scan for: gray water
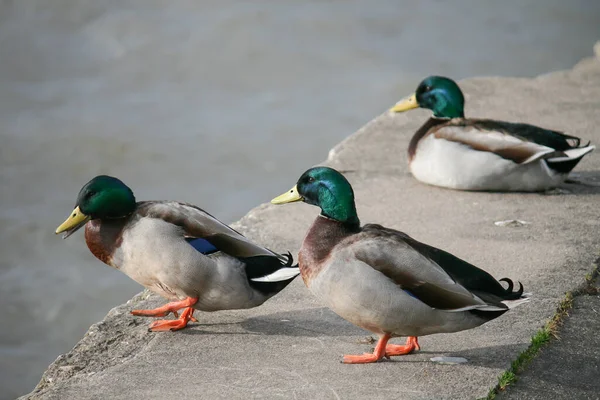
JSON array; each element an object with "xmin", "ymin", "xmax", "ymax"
[{"xmin": 1, "ymin": 1, "xmax": 599, "ymax": 398}]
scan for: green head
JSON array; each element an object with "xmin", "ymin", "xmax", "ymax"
[
  {"xmin": 271, "ymin": 166, "xmax": 359, "ymax": 226},
  {"xmin": 55, "ymin": 175, "xmax": 136, "ymax": 238},
  {"xmin": 390, "ymin": 76, "xmax": 465, "ymax": 118}
]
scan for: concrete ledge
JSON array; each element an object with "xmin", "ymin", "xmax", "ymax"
[
  {"xmin": 496, "ymin": 273, "xmax": 600, "ymax": 399},
  {"xmin": 22, "ymin": 44, "xmax": 600, "ymax": 400}
]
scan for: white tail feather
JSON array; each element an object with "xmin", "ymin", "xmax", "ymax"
[
  {"xmin": 547, "ymin": 145, "xmax": 595, "ymax": 162},
  {"xmin": 447, "ymin": 292, "xmax": 532, "ymax": 312},
  {"xmin": 502, "ymin": 293, "xmax": 531, "ymax": 309},
  {"xmin": 251, "ymin": 267, "xmax": 300, "ymax": 282},
  {"xmin": 522, "ymin": 148, "xmax": 558, "ymax": 164},
  {"xmin": 445, "ymin": 304, "xmax": 508, "ymax": 313}
]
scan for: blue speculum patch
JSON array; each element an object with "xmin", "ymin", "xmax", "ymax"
[{"xmin": 186, "ymin": 237, "xmax": 218, "ymax": 255}]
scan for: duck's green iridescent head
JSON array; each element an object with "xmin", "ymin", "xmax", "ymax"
[
  {"xmin": 390, "ymin": 76, "xmax": 465, "ymax": 119},
  {"xmin": 271, "ymin": 166, "xmax": 359, "ymax": 226},
  {"xmin": 55, "ymin": 175, "xmax": 136, "ymax": 238}
]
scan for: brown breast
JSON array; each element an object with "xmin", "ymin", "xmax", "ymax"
[
  {"xmin": 298, "ymin": 215, "xmax": 358, "ymax": 286},
  {"xmin": 84, "ymin": 219, "xmax": 126, "ymax": 267},
  {"xmin": 408, "ymin": 117, "xmax": 451, "ymax": 162}
]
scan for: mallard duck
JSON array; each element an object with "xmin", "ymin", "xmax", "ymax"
[
  {"xmin": 389, "ymin": 76, "xmax": 594, "ymax": 191},
  {"xmin": 55, "ymin": 175, "xmax": 299, "ymax": 331},
  {"xmin": 268, "ymin": 166, "xmax": 528, "ymax": 364}
]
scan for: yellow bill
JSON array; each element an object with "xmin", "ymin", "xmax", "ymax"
[
  {"xmin": 390, "ymin": 93, "xmax": 419, "ymax": 113},
  {"xmin": 55, "ymin": 206, "xmax": 90, "ymax": 234},
  {"xmin": 271, "ymin": 185, "xmax": 302, "ymax": 204}
]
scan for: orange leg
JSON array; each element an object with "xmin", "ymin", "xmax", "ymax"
[
  {"xmin": 385, "ymin": 336, "xmax": 420, "ymax": 357},
  {"xmin": 148, "ymin": 307, "xmax": 197, "ymax": 332},
  {"xmin": 131, "ymin": 297, "xmax": 198, "ymax": 318},
  {"xmin": 343, "ymin": 333, "xmax": 391, "ymax": 364}
]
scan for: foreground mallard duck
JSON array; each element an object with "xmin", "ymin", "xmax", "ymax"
[
  {"xmin": 268, "ymin": 166, "xmax": 528, "ymax": 364},
  {"xmin": 56, "ymin": 175, "xmax": 299, "ymax": 331},
  {"xmin": 390, "ymin": 76, "xmax": 594, "ymax": 191}
]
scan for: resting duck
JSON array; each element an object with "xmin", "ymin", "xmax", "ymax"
[
  {"xmin": 269, "ymin": 166, "xmax": 528, "ymax": 364},
  {"xmin": 56, "ymin": 175, "xmax": 299, "ymax": 331},
  {"xmin": 390, "ymin": 76, "xmax": 594, "ymax": 191}
]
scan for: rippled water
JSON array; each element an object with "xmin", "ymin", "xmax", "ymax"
[{"xmin": 1, "ymin": 0, "xmax": 599, "ymax": 397}]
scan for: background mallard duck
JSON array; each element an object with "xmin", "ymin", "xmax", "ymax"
[{"xmin": 390, "ymin": 76, "xmax": 595, "ymax": 191}]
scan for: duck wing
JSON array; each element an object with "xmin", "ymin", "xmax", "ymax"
[
  {"xmin": 429, "ymin": 119, "xmax": 563, "ymax": 164},
  {"xmin": 353, "ymin": 224, "xmax": 522, "ymax": 311},
  {"xmin": 136, "ymin": 201, "xmax": 296, "ymax": 281},
  {"xmin": 430, "ymin": 118, "xmax": 594, "ymax": 172},
  {"xmin": 398, "ymin": 231, "xmax": 523, "ymax": 301}
]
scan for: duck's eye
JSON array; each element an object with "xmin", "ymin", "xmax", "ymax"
[
  {"xmin": 84, "ymin": 191, "xmax": 95, "ymax": 200},
  {"xmin": 307, "ymin": 177, "xmax": 315, "ymax": 183},
  {"xmin": 423, "ymin": 85, "xmax": 432, "ymax": 92}
]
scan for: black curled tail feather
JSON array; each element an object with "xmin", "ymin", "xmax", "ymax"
[
  {"xmin": 280, "ymin": 251, "xmax": 297, "ymax": 268},
  {"xmin": 499, "ymin": 278, "xmax": 524, "ymax": 300},
  {"xmin": 499, "ymin": 277, "xmax": 514, "ymax": 292}
]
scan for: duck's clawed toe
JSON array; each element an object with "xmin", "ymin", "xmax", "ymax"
[
  {"xmin": 385, "ymin": 336, "xmax": 420, "ymax": 357},
  {"xmin": 132, "ymin": 298, "xmax": 200, "ymax": 332},
  {"xmin": 342, "ymin": 335, "xmax": 420, "ymax": 364},
  {"xmin": 342, "ymin": 353, "xmax": 382, "ymax": 364},
  {"xmin": 342, "ymin": 333, "xmax": 390, "ymax": 364},
  {"xmin": 147, "ymin": 307, "xmax": 196, "ymax": 332},
  {"xmin": 131, "ymin": 308, "xmax": 176, "ymax": 318},
  {"xmin": 148, "ymin": 318, "xmax": 188, "ymax": 332}
]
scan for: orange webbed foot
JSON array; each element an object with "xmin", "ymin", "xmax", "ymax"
[
  {"xmin": 342, "ymin": 333, "xmax": 391, "ymax": 364},
  {"xmin": 131, "ymin": 297, "xmax": 197, "ymax": 318},
  {"xmin": 385, "ymin": 336, "xmax": 420, "ymax": 357},
  {"xmin": 148, "ymin": 307, "xmax": 196, "ymax": 332}
]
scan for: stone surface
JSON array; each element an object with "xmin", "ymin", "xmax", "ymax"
[
  {"xmin": 500, "ymin": 278, "xmax": 600, "ymax": 400},
  {"xmin": 21, "ymin": 45, "xmax": 600, "ymax": 400}
]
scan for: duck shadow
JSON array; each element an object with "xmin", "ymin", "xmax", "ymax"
[
  {"xmin": 240, "ymin": 309, "xmax": 538, "ymax": 371},
  {"xmin": 240, "ymin": 309, "xmax": 539, "ymax": 372},
  {"xmin": 175, "ymin": 307, "xmax": 361, "ymax": 337},
  {"xmin": 556, "ymin": 170, "xmax": 600, "ymax": 195},
  {"xmin": 342, "ymin": 342, "xmax": 532, "ymax": 370},
  {"xmin": 240, "ymin": 307, "xmax": 365, "ymax": 337},
  {"xmin": 479, "ymin": 170, "xmax": 600, "ymax": 195},
  {"xmin": 176, "ymin": 321, "xmax": 247, "ymax": 336},
  {"xmin": 176, "ymin": 309, "xmax": 535, "ymax": 371}
]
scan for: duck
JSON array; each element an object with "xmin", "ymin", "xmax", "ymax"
[
  {"xmin": 389, "ymin": 76, "xmax": 594, "ymax": 192},
  {"xmin": 55, "ymin": 175, "xmax": 299, "ymax": 331},
  {"xmin": 268, "ymin": 166, "xmax": 529, "ymax": 364}
]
